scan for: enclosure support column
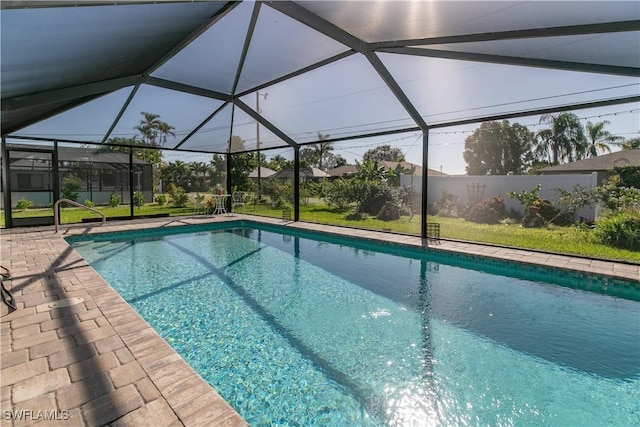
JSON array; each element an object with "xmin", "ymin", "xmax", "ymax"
[
  {"xmin": 294, "ymin": 147, "xmax": 300, "ymax": 221},
  {"xmin": 53, "ymin": 140, "xmax": 60, "ymax": 220},
  {"xmin": 421, "ymin": 131, "xmax": 429, "ymax": 240},
  {"xmin": 129, "ymin": 148, "xmax": 134, "ymax": 218},
  {"xmin": 1, "ymin": 138, "xmax": 11, "ymax": 228}
]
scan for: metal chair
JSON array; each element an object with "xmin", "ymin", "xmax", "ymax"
[{"xmin": 231, "ymin": 191, "xmax": 246, "ymax": 215}]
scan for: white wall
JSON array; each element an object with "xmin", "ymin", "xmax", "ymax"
[
  {"xmin": 402, "ymin": 172, "xmax": 599, "ymax": 219},
  {"xmin": 1, "ymin": 190, "xmax": 153, "ymax": 208}
]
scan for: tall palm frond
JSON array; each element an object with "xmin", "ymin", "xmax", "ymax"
[
  {"xmin": 535, "ymin": 113, "xmax": 586, "ymax": 164},
  {"xmin": 585, "ymin": 120, "xmax": 622, "ymax": 157}
]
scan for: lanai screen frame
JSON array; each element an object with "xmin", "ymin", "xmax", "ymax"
[{"xmin": 2, "ymin": 1, "xmax": 639, "ymax": 237}]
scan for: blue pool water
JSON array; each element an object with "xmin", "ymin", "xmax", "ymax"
[{"xmin": 69, "ymin": 223, "xmax": 640, "ymax": 426}]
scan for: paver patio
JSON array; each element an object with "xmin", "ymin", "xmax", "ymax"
[{"xmin": 1, "ymin": 215, "xmax": 638, "ymax": 426}]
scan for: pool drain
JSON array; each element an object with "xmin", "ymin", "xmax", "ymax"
[{"xmin": 48, "ymin": 297, "xmax": 85, "ymax": 308}]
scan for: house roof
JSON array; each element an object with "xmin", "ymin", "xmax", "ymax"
[
  {"xmin": 248, "ymin": 166, "xmax": 277, "ymax": 178},
  {"xmin": 326, "ymin": 165, "xmax": 358, "ymax": 177},
  {"xmin": 327, "ymin": 161, "xmax": 446, "ymax": 177},
  {"xmin": 271, "ymin": 167, "xmax": 330, "ymax": 179},
  {"xmin": 536, "ymin": 149, "xmax": 640, "ymax": 173},
  {"xmin": 7, "ymin": 143, "xmax": 149, "ymax": 165},
  {"xmin": 2, "ymin": 1, "xmax": 637, "ymax": 156}
]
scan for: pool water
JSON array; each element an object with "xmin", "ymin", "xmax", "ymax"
[{"xmin": 69, "ymin": 224, "xmax": 640, "ymax": 426}]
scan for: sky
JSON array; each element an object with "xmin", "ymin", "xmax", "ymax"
[{"xmin": 7, "ymin": 0, "xmax": 639, "ymax": 176}]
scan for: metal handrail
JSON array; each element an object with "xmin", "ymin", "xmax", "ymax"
[{"xmin": 54, "ymin": 198, "xmax": 106, "ymax": 233}]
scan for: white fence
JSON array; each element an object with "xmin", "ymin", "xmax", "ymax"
[{"xmin": 402, "ymin": 172, "xmax": 599, "ymax": 219}]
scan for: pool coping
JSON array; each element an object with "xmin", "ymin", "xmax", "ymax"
[{"xmin": 1, "ymin": 214, "xmax": 639, "ymax": 426}]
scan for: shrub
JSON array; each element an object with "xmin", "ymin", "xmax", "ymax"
[
  {"xmin": 464, "ymin": 196, "xmax": 505, "ymax": 224},
  {"xmin": 61, "ymin": 174, "xmax": 83, "ymax": 202},
  {"xmin": 552, "ymin": 184, "xmax": 600, "ymax": 224},
  {"xmin": 16, "ymin": 198, "xmax": 32, "ymax": 210},
  {"xmin": 154, "ymin": 193, "xmax": 167, "ymax": 206},
  {"xmin": 262, "ymin": 180, "xmax": 293, "ymax": 209},
  {"xmin": 433, "ymin": 190, "xmax": 462, "ymax": 217},
  {"xmin": 533, "ymin": 198, "xmax": 559, "ymax": 223},
  {"xmin": 324, "ymin": 179, "xmax": 352, "ymax": 210},
  {"xmin": 133, "ymin": 191, "xmax": 145, "ymax": 208},
  {"xmin": 170, "ymin": 186, "xmax": 189, "ymax": 208},
  {"xmin": 84, "ymin": 199, "xmax": 95, "ymax": 208},
  {"xmin": 362, "ymin": 183, "xmax": 394, "ymax": 216},
  {"xmin": 377, "ymin": 201, "xmax": 401, "ymax": 221},
  {"xmin": 594, "ymin": 211, "xmax": 640, "ymax": 250},
  {"xmin": 109, "ymin": 193, "xmax": 121, "ymax": 207},
  {"xmin": 352, "ymin": 181, "xmax": 413, "ymax": 218},
  {"xmin": 165, "ymin": 182, "xmax": 177, "ymax": 196},
  {"xmin": 507, "ymin": 184, "xmax": 542, "ymax": 214},
  {"xmin": 600, "ymin": 185, "xmax": 640, "ymax": 212},
  {"xmin": 521, "ymin": 198, "xmax": 559, "ymax": 228}
]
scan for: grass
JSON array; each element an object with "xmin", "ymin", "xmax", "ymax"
[
  {"xmin": 4, "ymin": 204, "xmax": 195, "ymax": 225},
  {"xmin": 249, "ymin": 203, "xmax": 639, "ymax": 264},
  {"xmin": 4, "ymin": 201, "xmax": 639, "ymax": 264}
]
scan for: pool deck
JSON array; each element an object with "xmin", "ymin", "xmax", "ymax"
[{"xmin": 1, "ymin": 215, "xmax": 638, "ymax": 426}]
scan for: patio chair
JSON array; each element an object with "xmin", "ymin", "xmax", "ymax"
[{"xmin": 231, "ymin": 191, "xmax": 246, "ymax": 215}]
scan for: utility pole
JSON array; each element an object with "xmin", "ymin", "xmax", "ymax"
[{"xmin": 256, "ymin": 91, "xmax": 268, "ymax": 200}]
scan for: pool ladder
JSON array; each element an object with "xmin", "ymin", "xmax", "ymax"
[{"xmin": 54, "ymin": 198, "xmax": 106, "ymax": 233}]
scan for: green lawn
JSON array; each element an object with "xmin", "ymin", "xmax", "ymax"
[
  {"xmin": 4, "ymin": 201, "xmax": 639, "ymax": 264},
  {"xmin": 250, "ymin": 203, "xmax": 639, "ymax": 264},
  {"xmin": 4, "ymin": 204, "xmax": 195, "ymax": 224}
]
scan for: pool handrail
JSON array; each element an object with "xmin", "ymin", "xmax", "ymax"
[{"xmin": 54, "ymin": 198, "xmax": 106, "ymax": 233}]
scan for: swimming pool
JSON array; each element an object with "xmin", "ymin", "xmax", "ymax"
[{"xmin": 69, "ymin": 222, "xmax": 640, "ymax": 426}]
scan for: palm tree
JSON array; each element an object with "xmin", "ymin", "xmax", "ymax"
[
  {"xmin": 157, "ymin": 121, "xmax": 176, "ymax": 148},
  {"xmin": 135, "ymin": 112, "xmax": 161, "ymax": 145},
  {"xmin": 190, "ymin": 161, "xmax": 208, "ymax": 190},
  {"xmin": 614, "ymin": 136, "xmax": 640, "ymax": 150},
  {"xmin": 312, "ymin": 142, "xmax": 335, "ymax": 171},
  {"xmin": 585, "ymin": 120, "xmax": 622, "ymax": 157},
  {"xmin": 135, "ymin": 112, "xmax": 175, "ymax": 147},
  {"xmin": 266, "ymin": 154, "xmax": 288, "ymax": 171},
  {"xmin": 208, "ymin": 155, "xmax": 226, "ymax": 186},
  {"xmin": 535, "ymin": 113, "xmax": 587, "ymax": 165}
]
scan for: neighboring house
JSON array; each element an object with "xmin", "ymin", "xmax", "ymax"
[
  {"xmin": 5, "ymin": 144, "xmax": 152, "ymax": 208},
  {"xmin": 270, "ymin": 167, "xmax": 330, "ymax": 181},
  {"xmin": 536, "ymin": 149, "xmax": 640, "ymax": 185},
  {"xmin": 328, "ymin": 161, "xmax": 446, "ymax": 181},
  {"xmin": 248, "ymin": 166, "xmax": 277, "ymax": 180}
]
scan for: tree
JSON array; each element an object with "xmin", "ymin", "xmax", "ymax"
[
  {"xmin": 585, "ymin": 120, "xmax": 622, "ymax": 157},
  {"xmin": 363, "ymin": 145, "xmax": 405, "ymax": 163},
  {"xmin": 328, "ymin": 155, "xmax": 347, "ymax": 169},
  {"xmin": 100, "ymin": 112, "xmax": 175, "ymax": 196},
  {"xmin": 229, "ymin": 135, "xmax": 246, "ymax": 153},
  {"xmin": 355, "ymin": 159, "xmax": 386, "ymax": 182},
  {"xmin": 160, "ymin": 160, "xmax": 190, "ymax": 188},
  {"xmin": 228, "ymin": 136, "xmax": 257, "ymax": 191},
  {"xmin": 463, "ymin": 120, "xmax": 535, "ymax": 175},
  {"xmin": 60, "ymin": 175, "xmax": 83, "ymax": 202},
  {"xmin": 615, "ymin": 136, "xmax": 640, "ymax": 150},
  {"xmin": 208, "ymin": 154, "xmax": 226, "ymax": 187},
  {"xmin": 135, "ymin": 112, "xmax": 175, "ymax": 147},
  {"xmin": 266, "ymin": 154, "xmax": 289, "ymax": 171},
  {"xmin": 299, "ymin": 133, "xmax": 338, "ymax": 171},
  {"xmin": 190, "ymin": 161, "xmax": 208, "ymax": 191},
  {"xmin": 386, "ymin": 163, "xmax": 408, "ymax": 187},
  {"xmin": 535, "ymin": 113, "xmax": 587, "ymax": 165}
]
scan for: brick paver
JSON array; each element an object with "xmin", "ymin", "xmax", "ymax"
[
  {"xmin": 1, "ymin": 218, "xmax": 247, "ymax": 426},
  {"xmin": 1, "ymin": 215, "xmax": 637, "ymax": 427}
]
